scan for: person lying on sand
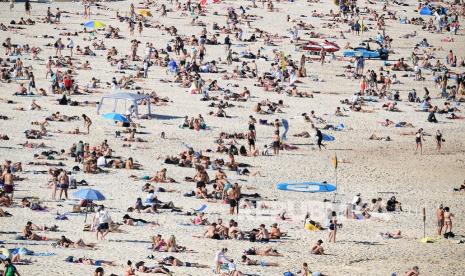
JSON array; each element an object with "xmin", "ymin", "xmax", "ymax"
[
  {"xmin": 453, "ymin": 180, "xmax": 465, "ymax": 192},
  {"xmin": 158, "ymin": 256, "xmax": 208, "ymax": 268},
  {"xmin": 241, "ymin": 255, "xmax": 279, "ymax": 266},
  {"xmin": 0, "ymin": 207, "xmax": 12, "ymax": 217},
  {"xmin": 67, "ymin": 256, "xmax": 115, "ymax": 267},
  {"xmin": 380, "ymin": 230, "xmax": 402, "ymax": 239},
  {"xmin": 122, "ymin": 214, "xmax": 159, "ymax": 226},
  {"xmin": 243, "ymin": 247, "xmax": 283, "ymax": 256},
  {"xmin": 134, "ymin": 260, "xmax": 172, "ymax": 274},
  {"xmin": 56, "ymin": 235, "xmax": 95, "ymax": 249}
]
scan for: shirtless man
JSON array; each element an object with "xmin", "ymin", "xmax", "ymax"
[
  {"xmin": 311, "ymin": 240, "xmax": 325, "ymax": 255},
  {"xmin": 204, "ymin": 223, "xmax": 221, "ymax": 239},
  {"xmin": 436, "ymin": 204, "xmax": 444, "ymax": 235},
  {"xmin": 57, "ymin": 170, "xmax": 69, "ymax": 200},
  {"xmin": 270, "ymin": 223, "xmax": 282, "ymax": 239},
  {"xmin": 2, "ymin": 169, "xmax": 14, "ymax": 199}
]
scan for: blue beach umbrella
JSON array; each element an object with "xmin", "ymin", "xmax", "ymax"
[
  {"xmin": 102, "ymin": 112, "xmax": 129, "ymax": 123},
  {"xmin": 73, "ymin": 188, "xmax": 106, "ymax": 201},
  {"xmin": 73, "ymin": 188, "xmax": 106, "ymax": 221}
]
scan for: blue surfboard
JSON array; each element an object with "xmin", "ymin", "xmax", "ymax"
[
  {"xmin": 276, "ymin": 182, "xmax": 336, "ymax": 193},
  {"xmin": 322, "ymin": 133, "xmax": 335, "ymax": 142}
]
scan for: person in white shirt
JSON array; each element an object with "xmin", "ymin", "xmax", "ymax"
[
  {"xmin": 125, "ymin": 105, "xmax": 135, "ymax": 120},
  {"xmin": 111, "ymin": 77, "xmax": 118, "ymax": 91},
  {"xmin": 67, "ymin": 38, "xmax": 74, "ymax": 57},
  {"xmin": 93, "ymin": 205, "xmax": 112, "ymax": 240},
  {"xmin": 96, "ymin": 155, "xmax": 107, "ymax": 167}
]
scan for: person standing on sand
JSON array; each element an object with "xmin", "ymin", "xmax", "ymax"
[
  {"xmin": 214, "ymin": 248, "xmax": 232, "ymax": 274},
  {"xmin": 328, "ymin": 211, "xmax": 337, "ymax": 243},
  {"xmin": 414, "ymin": 128, "xmax": 425, "ymax": 155},
  {"xmin": 9, "ymin": 0, "xmax": 14, "ymax": 12},
  {"xmin": 24, "ymin": 0, "xmax": 31, "ymax": 16},
  {"xmin": 2, "ymin": 258, "xmax": 21, "ymax": 276},
  {"xmin": 436, "ymin": 204, "xmax": 444, "ymax": 235},
  {"xmin": 93, "ymin": 205, "xmax": 112, "ymax": 240},
  {"xmin": 443, "ymin": 207, "xmax": 454, "ymax": 236},
  {"xmin": 435, "ymin": 130, "xmax": 443, "ymax": 152},
  {"xmin": 315, "ymin": 128, "xmax": 325, "ymax": 150},
  {"xmin": 272, "ymin": 130, "xmax": 280, "ymax": 155},
  {"xmin": 2, "ymin": 169, "xmax": 14, "ymax": 199},
  {"xmin": 82, "ymin": 114, "xmax": 92, "ymax": 134},
  {"xmin": 320, "ymin": 49, "xmax": 326, "ymax": 65}
]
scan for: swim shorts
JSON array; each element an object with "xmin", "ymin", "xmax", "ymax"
[{"xmin": 97, "ymin": 223, "xmax": 109, "ymax": 231}]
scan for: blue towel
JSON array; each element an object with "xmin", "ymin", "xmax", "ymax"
[{"xmin": 32, "ymin": 252, "xmax": 56, "ymax": 257}]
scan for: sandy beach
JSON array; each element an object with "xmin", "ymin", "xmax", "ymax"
[{"xmin": 0, "ymin": 0, "xmax": 464, "ymax": 275}]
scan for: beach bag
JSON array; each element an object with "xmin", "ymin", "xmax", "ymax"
[{"xmin": 283, "ymin": 272, "xmax": 295, "ymax": 276}]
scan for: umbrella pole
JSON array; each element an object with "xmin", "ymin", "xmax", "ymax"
[
  {"xmin": 85, "ymin": 205, "xmax": 88, "ymax": 223},
  {"xmin": 332, "ymin": 168, "xmax": 337, "ymax": 203}
]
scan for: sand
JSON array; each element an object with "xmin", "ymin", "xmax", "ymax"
[{"xmin": 0, "ymin": 0, "xmax": 464, "ymax": 275}]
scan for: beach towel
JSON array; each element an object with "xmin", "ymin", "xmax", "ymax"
[
  {"xmin": 193, "ymin": 204, "xmax": 207, "ymax": 212},
  {"xmin": 420, "ymin": 237, "xmax": 435, "ymax": 243}
]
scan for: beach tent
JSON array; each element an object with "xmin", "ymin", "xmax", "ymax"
[
  {"xmin": 97, "ymin": 92, "xmax": 152, "ymax": 118},
  {"xmin": 419, "ymin": 6, "xmax": 433, "ymax": 16}
]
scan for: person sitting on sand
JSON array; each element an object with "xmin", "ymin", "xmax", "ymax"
[
  {"xmin": 311, "ymin": 240, "xmax": 325, "ymax": 255},
  {"xmin": 204, "ymin": 223, "xmax": 222, "ymax": 239},
  {"xmin": 22, "ymin": 221, "xmax": 47, "ymax": 241},
  {"xmin": 132, "ymin": 197, "xmax": 157, "ymax": 213},
  {"xmin": 191, "ymin": 212, "xmax": 208, "ymax": 225},
  {"xmin": 150, "ymin": 168, "xmax": 176, "ymax": 183},
  {"xmin": 241, "ymin": 255, "xmax": 279, "ymax": 266},
  {"xmin": 270, "ymin": 223, "xmax": 284, "ymax": 239},
  {"xmin": 256, "ymin": 224, "xmax": 270, "ymax": 242}
]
